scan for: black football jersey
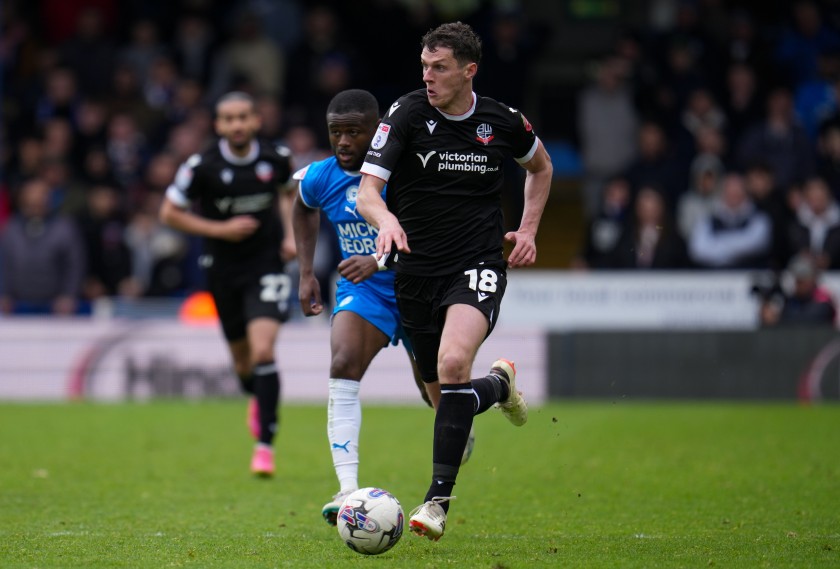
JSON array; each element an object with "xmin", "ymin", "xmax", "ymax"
[
  {"xmin": 166, "ymin": 138, "xmax": 292, "ymax": 272},
  {"xmin": 360, "ymin": 88, "xmax": 538, "ymax": 276}
]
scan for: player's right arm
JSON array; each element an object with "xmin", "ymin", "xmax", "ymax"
[
  {"xmin": 357, "ymin": 173, "xmax": 410, "ymax": 260},
  {"xmin": 291, "ymin": 191, "xmax": 324, "ymax": 316},
  {"xmin": 159, "ymin": 154, "xmax": 259, "ymax": 242},
  {"xmin": 159, "ymin": 198, "xmax": 258, "ymax": 241}
]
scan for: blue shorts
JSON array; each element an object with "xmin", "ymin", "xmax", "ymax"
[{"xmin": 333, "ymin": 280, "xmax": 411, "ymax": 349}]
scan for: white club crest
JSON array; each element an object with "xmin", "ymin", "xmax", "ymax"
[
  {"xmin": 476, "ymin": 123, "xmax": 494, "ymax": 145},
  {"xmin": 345, "ymin": 185, "xmax": 359, "ymax": 204},
  {"xmin": 255, "ymin": 161, "xmax": 273, "ymax": 182}
]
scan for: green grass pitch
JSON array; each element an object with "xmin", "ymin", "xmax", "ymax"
[{"xmin": 0, "ymin": 401, "xmax": 837, "ymax": 568}]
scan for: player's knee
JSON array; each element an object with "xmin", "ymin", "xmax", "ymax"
[
  {"xmin": 330, "ymin": 351, "xmax": 365, "ymax": 380},
  {"xmin": 233, "ymin": 360, "xmax": 252, "ymax": 379},
  {"xmin": 437, "ymin": 351, "xmax": 470, "ymax": 383},
  {"xmin": 250, "ymin": 345, "xmax": 275, "ymax": 366}
]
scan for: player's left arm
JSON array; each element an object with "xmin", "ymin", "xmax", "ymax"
[
  {"xmin": 278, "ymin": 182, "xmax": 296, "ymax": 261},
  {"xmin": 505, "ymin": 138, "xmax": 553, "ymax": 268}
]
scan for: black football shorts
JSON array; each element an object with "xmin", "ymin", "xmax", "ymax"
[
  {"xmin": 394, "ymin": 260, "xmax": 507, "ymax": 382},
  {"xmin": 207, "ymin": 260, "xmax": 292, "ymax": 342}
]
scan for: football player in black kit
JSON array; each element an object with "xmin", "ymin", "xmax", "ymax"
[
  {"xmin": 357, "ymin": 22, "xmax": 553, "ymax": 540},
  {"xmin": 160, "ymin": 91, "xmax": 294, "ymax": 477}
]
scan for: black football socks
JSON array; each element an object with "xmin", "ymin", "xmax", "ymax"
[
  {"xmin": 253, "ymin": 361, "xmax": 280, "ymax": 445},
  {"xmin": 237, "ymin": 372, "xmax": 255, "ymax": 395},
  {"xmin": 471, "ymin": 370, "xmax": 509, "ymax": 414},
  {"xmin": 426, "ymin": 382, "xmax": 473, "ymax": 512}
]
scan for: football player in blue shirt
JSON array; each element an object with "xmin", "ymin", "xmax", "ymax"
[{"xmin": 292, "ymin": 89, "xmax": 473, "ymax": 526}]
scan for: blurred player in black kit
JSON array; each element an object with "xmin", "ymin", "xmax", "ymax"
[
  {"xmin": 357, "ymin": 22, "xmax": 553, "ymax": 540},
  {"xmin": 160, "ymin": 91, "xmax": 294, "ymax": 477}
]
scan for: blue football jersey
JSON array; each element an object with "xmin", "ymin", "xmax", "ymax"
[{"xmin": 296, "ymin": 157, "xmax": 395, "ymax": 292}]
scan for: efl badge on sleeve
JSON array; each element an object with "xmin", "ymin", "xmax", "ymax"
[{"xmin": 372, "ymin": 124, "xmax": 391, "ymax": 150}]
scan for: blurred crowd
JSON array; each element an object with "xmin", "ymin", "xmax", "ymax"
[
  {"xmin": 0, "ymin": 0, "xmax": 546, "ymax": 315},
  {"xmin": 574, "ymin": 0, "xmax": 840, "ymax": 287},
  {"xmin": 5, "ymin": 0, "xmax": 840, "ymax": 320}
]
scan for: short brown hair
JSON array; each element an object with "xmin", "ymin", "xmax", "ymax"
[{"xmin": 421, "ymin": 22, "xmax": 482, "ymax": 66}]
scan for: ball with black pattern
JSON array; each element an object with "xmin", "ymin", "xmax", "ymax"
[{"xmin": 336, "ymin": 487, "xmax": 404, "ymax": 555}]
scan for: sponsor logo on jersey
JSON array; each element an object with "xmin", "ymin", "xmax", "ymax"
[
  {"xmin": 426, "ymin": 119, "xmax": 437, "ymax": 134},
  {"xmin": 478, "ymin": 292, "xmax": 489, "ymax": 302},
  {"xmin": 215, "ymin": 193, "xmax": 273, "ymax": 214},
  {"xmin": 372, "ymin": 124, "xmax": 391, "ymax": 150},
  {"xmin": 337, "ymin": 222, "xmax": 378, "ymax": 254},
  {"xmin": 216, "ymin": 197, "xmax": 232, "ymax": 213},
  {"xmin": 416, "ymin": 150, "xmax": 437, "ymax": 168},
  {"xmin": 221, "ymin": 168, "xmax": 234, "ymax": 184},
  {"xmin": 476, "ymin": 123, "xmax": 494, "ymax": 145},
  {"xmin": 420, "ymin": 150, "xmax": 498, "ymax": 174},
  {"xmin": 388, "ymin": 101, "xmax": 401, "ymax": 116},
  {"xmin": 255, "ymin": 161, "xmax": 274, "ymax": 182}
]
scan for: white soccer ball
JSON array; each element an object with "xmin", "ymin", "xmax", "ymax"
[{"xmin": 336, "ymin": 487, "xmax": 404, "ymax": 555}]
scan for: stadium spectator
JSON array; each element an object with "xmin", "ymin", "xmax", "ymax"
[
  {"xmin": 759, "ymin": 252, "xmax": 837, "ymax": 327},
  {"xmin": 672, "ymin": 87, "xmax": 726, "ymax": 168},
  {"xmin": 126, "ymin": 190, "xmax": 189, "ymax": 297},
  {"xmin": 143, "ymin": 55, "xmax": 180, "ymax": 112},
  {"xmin": 655, "ymin": 35, "xmax": 709, "ymax": 129},
  {"xmin": 77, "ymin": 184, "xmax": 139, "ymax": 300},
  {"xmin": 474, "ymin": 8, "xmax": 546, "ymax": 112},
  {"xmin": 744, "ymin": 160, "xmax": 793, "ymax": 270},
  {"xmin": 172, "ymin": 14, "xmax": 219, "ymax": 85},
  {"xmin": 609, "ymin": 184, "xmax": 688, "ymax": 269},
  {"xmin": 40, "ymin": 155, "xmax": 86, "ymax": 216},
  {"xmin": 688, "ymin": 173, "xmax": 772, "ymax": 269},
  {"xmin": 33, "ymin": 66, "xmax": 80, "ymax": 125},
  {"xmin": 256, "ymin": 95, "xmax": 286, "ymax": 143},
  {"xmin": 774, "ymin": 0, "xmax": 840, "ymax": 88},
  {"xmin": 7, "ymin": 134, "xmax": 44, "ymax": 189},
  {"xmin": 208, "ymin": 9, "xmax": 285, "ymax": 101},
  {"xmin": 677, "ymin": 152, "xmax": 724, "ymax": 240},
  {"xmin": 59, "ymin": 6, "xmax": 116, "ymax": 98},
  {"xmin": 736, "ymin": 86, "xmax": 816, "ymax": 194},
  {"xmin": 41, "ymin": 116, "xmax": 75, "ymax": 162},
  {"xmin": 721, "ymin": 9, "xmax": 777, "ymax": 84},
  {"xmin": 0, "ymin": 177, "xmax": 85, "ymax": 315},
  {"xmin": 816, "ymin": 119, "xmax": 840, "ymax": 199},
  {"xmin": 118, "ymin": 18, "xmax": 166, "ymax": 85},
  {"xmin": 105, "ymin": 112, "xmax": 150, "ymax": 191},
  {"xmin": 72, "ymin": 98, "xmax": 109, "ymax": 172},
  {"xmin": 79, "ymin": 144, "xmax": 118, "ymax": 189},
  {"xmin": 577, "ymin": 55, "xmax": 639, "ymax": 218},
  {"xmin": 622, "ymin": 120, "xmax": 684, "ymax": 209},
  {"xmin": 786, "ymin": 176, "xmax": 840, "ymax": 270},
  {"xmin": 572, "ymin": 176, "xmax": 631, "ymax": 270},
  {"xmin": 721, "ymin": 62, "xmax": 764, "ymax": 159},
  {"xmin": 106, "ymin": 63, "xmax": 161, "ymax": 137},
  {"xmin": 284, "ymin": 5, "xmax": 357, "ymax": 127}
]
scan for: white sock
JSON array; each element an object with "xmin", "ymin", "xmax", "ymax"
[{"xmin": 328, "ymin": 378, "xmax": 361, "ymax": 493}]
